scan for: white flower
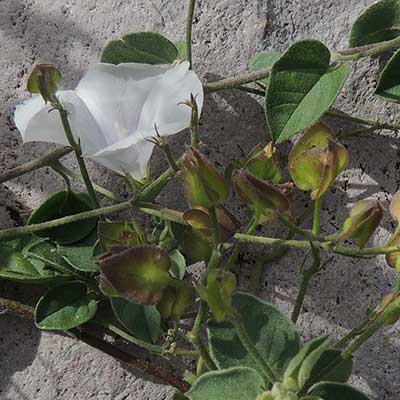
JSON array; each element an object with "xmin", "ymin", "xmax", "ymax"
[{"xmin": 14, "ymin": 61, "xmax": 204, "ymax": 179}]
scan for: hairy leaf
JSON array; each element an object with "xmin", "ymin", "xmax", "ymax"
[
  {"xmin": 111, "ymin": 297, "xmax": 161, "ymax": 344},
  {"xmin": 350, "ymin": 0, "xmax": 400, "ymax": 47},
  {"xmin": 265, "ymin": 40, "xmax": 349, "ymax": 143},
  {"xmin": 208, "ymin": 292, "xmax": 300, "ymax": 376},
  {"xmin": 187, "ymin": 367, "xmax": 264, "ymax": 400},
  {"xmin": 101, "ymin": 32, "xmax": 178, "ymax": 64},
  {"xmin": 308, "ymin": 382, "xmax": 371, "ymax": 399},
  {"xmin": 28, "ymin": 191, "xmax": 96, "ymax": 245},
  {"xmin": 35, "ymin": 281, "xmax": 97, "ymax": 330},
  {"xmin": 376, "ymin": 48, "xmax": 400, "ymax": 102}
]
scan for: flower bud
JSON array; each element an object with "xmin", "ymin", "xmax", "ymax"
[
  {"xmin": 233, "ymin": 169, "xmax": 290, "ymax": 221},
  {"xmin": 196, "ymin": 270, "xmax": 236, "ymax": 322},
  {"xmin": 385, "ymin": 191, "xmax": 400, "ymax": 269},
  {"xmin": 183, "ymin": 206, "xmax": 240, "ymax": 242},
  {"xmin": 338, "ymin": 199, "xmax": 384, "ymax": 248},
  {"xmin": 157, "ymin": 285, "xmax": 195, "ymax": 320},
  {"xmin": 180, "ymin": 148, "xmax": 229, "ymax": 209},
  {"xmin": 289, "ymin": 122, "xmax": 348, "ymax": 200},
  {"xmin": 27, "ymin": 64, "xmax": 62, "ymax": 104},
  {"xmin": 244, "ymin": 142, "xmax": 281, "ymax": 184}
]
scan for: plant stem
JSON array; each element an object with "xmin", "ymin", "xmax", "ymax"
[
  {"xmin": 276, "ymin": 212, "xmax": 324, "ymax": 242},
  {"xmin": 341, "ymin": 294, "xmax": 400, "ymax": 359},
  {"xmin": 0, "ymin": 200, "xmax": 133, "ymax": 241},
  {"xmin": 236, "ymin": 85, "xmax": 266, "ymax": 97},
  {"xmin": 292, "ymin": 197, "xmax": 322, "ymax": 323},
  {"xmin": 332, "ymin": 36, "xmax": 400, "ymax": 61},
  {"xmin": 187, "ymin": 300, "xmax": 217, "ymax": 372},
  {"xmin": 291, "ymin": 245, "xmax": 321, "ymax": 323},
  {"xmin": 326, "ymin": 110, "xmax": 400, "ymax": 131},
  {"xmin": 54, "ymin": 162, "xmax": 187, "ymax": 225},
  {"xmin": 186, "ymin": 0, "xmax": 196, "ymax": 69},
  {"xmin": 230, "ymin": 317, "xmax": 279, "ymax": 385},
  {"xmin": 0, "ymin": 146, "xmax": 72, "ymax": 184},
  {"xmin": 54, "ymin": 162, "xmax": 125, "ymax": 202},
  {"xmin": 204, "ymin": 67, "xmax": 271, "ymax": 92},
  {"xmin": 0, "ymin": 298, "xmax": 190, "ymax": 393},
  {"xmin": 189, "ymin": 94, "xmax": 200, "ymax": 147},
  {"xmin": 225, "ymin": 216, "xmax": 259, "ymax": 270},
  {"xmin": 332, "ymin": 319, "xmax": 369, "ymax": 350},
  {"xmin": 234, "ymin": 234, "xmax": 400, "ymax": 257},
  {"xmin": 57, "ymin": 106, "xmax": 100, "ymax": 208}
]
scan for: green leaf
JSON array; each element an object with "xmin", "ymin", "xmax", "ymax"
[
  {"xmin": 310, "ymin": 349, "xmax": 353, "ymax": 384},
  {"xmin": 35, "ymin": 281, "xmax": 97, "ymax": 330},
  {"xmin": 298, "ymin": 337, "xmax": 330, "ymax": 389},
  {"xmin": 284, "ymin": 336, "xmax": 328, "ymax": 387},
  {"xmin": 101, "ymin": 32, "xmax": 178, "ymax": 64},
  {"xmin": 376, "ymin": 48, "xmax": 400, "ymax": 102},
  {"xmin": 187, "ymin": 367, "xmax": 264, "ymax": 400},
  {"xmin": 98, "ymin": 221, "xmax": 141, "ymax": 251},
  {"xmin": 0, "ymin": 241, "xmax": 66, "ymax": 284},
  {"xmin": 249, "ymin": 50, "xmax": 281, "ymax": 84},
  {"xmin": 308, "ymin": 382, "xmax": 371, "ymax": 400},
  {"xmin": 208, "ymin": 292, "xmax": 300, "ymax": 376},
  {"xmin": 58, "ymin": 230, "xmax": 98, "ymax": 272},
  {"xmin": 28, "ymin": 191, "xmax": 97, "ymax": 245},
  {"xmin": 111, "ymin": 297, "xmax": 161, "ymax": 344},
  {"xmin": 349, "ymin": 0, "xmax": 400, "ymax": 47},
  {"xmin": 169, "ymin": 249, "xmax": 186, "ymax": 280},
  {"xmin": 265, "ymin": 40, "xmax": 349, "ymax": 143},
  {"xmin": 99, "ymin": 245, "xmax": 172, "ymax": 305}
]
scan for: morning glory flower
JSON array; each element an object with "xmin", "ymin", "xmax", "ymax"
[{"xmin": 14, "ymin": 61, "xmax": 204, "ymax": 178}]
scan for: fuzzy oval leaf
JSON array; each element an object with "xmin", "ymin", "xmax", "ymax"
[
  {"xmin": 0, "ymin": 240, "xmax": 66, "ymax": 284},
  {"xmin": 265, "ymin": 40, "xmax": 349, "ymax": 143},
  {"xmin": 58, "ymin": 230, "xmax": 98, "ymax": 272},
  {"xmin": 350, "ymin": 0, "xmax": 400, "ymax": 47},
  {"xmin": 208, "ymin": 292, "xmax": 300, "ymax": 376},
  {"xmin": 308, "ymin": 382, "xmax": 371, "ymax": 400},
  {"xmin": 101, "ymin": 32, "xmax": 178, "ymax": 64},
  {"xmin": 99, "ymin": 245, "xmax": 171, "ymax": 305},
  {"xmin": 28, "ymin": 191, "xmax": 97, "ymax": 245},
  {"xmin": 376, "ymin": 48, "xmax": 400, "ymax": 102},
  {"xmin": 310, "ymin": 349, "xmax": 353, "ymax": 384},
  {"xmin": 35, "ymin": 281, "xmax": 97, "ymax": 330},
  {"xmin": 249, "ymin": 50, "xmax": 281, "ymax": 84},
  {"xmin": 187, "ymin": 367, "xmax": 264, "ymax": 400},
  {"xmin": 111, "ymin": 297, "xmax": 161, "ymax": 344}
]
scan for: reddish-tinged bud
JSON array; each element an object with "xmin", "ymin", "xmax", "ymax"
[
  {"xmin": 289, "ymin": 122, "xmax": 349, "ymax": 200},
  {"xmin": 180, "ymin": 148, "xmax": 229, "ymax": 209},
  {"xmin": 338, "ymin": 199, "xmax": 384, "ymax": 248}
]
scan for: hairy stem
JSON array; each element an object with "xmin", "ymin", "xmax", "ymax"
[
  {"xmin": 186, "ymin": 0, "xmax": 196, "ymax": 68},
  {"xmin": 204, "ymin": 67, "xmax": 271, "ymax": 92},
  {"xmin": 0, "ymin": 147, "xmax": 72, "ymax": 184},
  {"xmin": 234, "ymin": 234, "xmax": 400, "ymax": 257},
  {"xmin": 231, "ymin": 317, "xmax": 279, "ymax": 385},
  {"xmin": 326, "ymin": 110, "xmax": 400, "ymax": 131},
  {"xmin": 57, "ymin": 106, "xmax": 100, "ymax": 208},
  {"xmin": 187, "ymin": 300, "xmax": 217, "ymax": 373},
  {"xmin": 333, "ymin": 36, "xmax": 400, "ymax": 61}
]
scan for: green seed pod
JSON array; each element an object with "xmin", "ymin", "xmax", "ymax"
[
  {"xmin": 244, "ymin": 142, "xmax": 282, "ymax": 184},
  {"xmin": 338, "ymin": 199, "xmax": 384, "ymax": 248},
  {"xmin": 289, "ymin": 122, "xmax": 349, "ymax": 200},
  {"xmin": 233, "ymin": 169, "xmax": 290, "ymax": 221},
  {"xmin": 180, "ymin": 148, "xmax": 229, "ymax": 209},
  {"xmin": 27, "ymin": 64, "xmax": 62, "ymax": 104},
  {"xmin": 196, "ymin": 270, "xmax": 236, "ymax": 322}
]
